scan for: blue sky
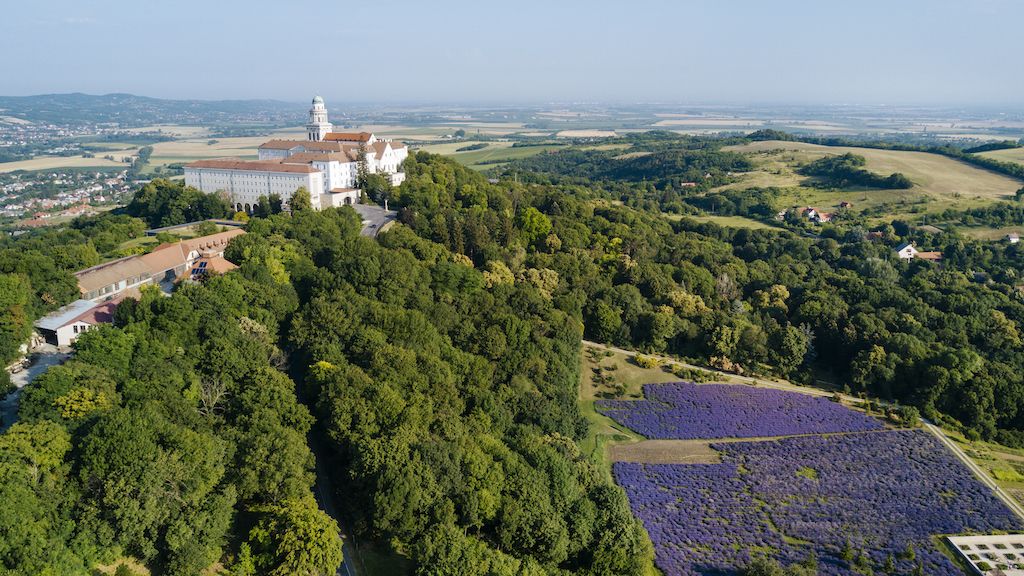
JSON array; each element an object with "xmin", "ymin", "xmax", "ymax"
[{"xmin": 1, "ymin": 0, "xmax": 1021, "ymax": 105}]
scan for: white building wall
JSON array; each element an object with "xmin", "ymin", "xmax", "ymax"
[
  {"xmin": 258, "ymin": 148, "xmax": 291, "ymax": 161},
  {"xmin": 55, "ymin": 321, "xmax": 92, "ymax": 347},
  {"xmin": 313, "ymin": 160, "xmax": 359, "ymax": 191},
  {"xmin": 185, "ymin": 167, "xmax": 323, "ymax": 212}
]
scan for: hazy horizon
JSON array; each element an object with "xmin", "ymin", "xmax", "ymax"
[{"xmin": 2, "ymin": 0, "xmax": 1022, "ymax": 107}]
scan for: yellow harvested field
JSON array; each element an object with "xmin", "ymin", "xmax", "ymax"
[
  {"xmin": 556, "ymin": 129, "xmax": 617, "ymax": 138},
  {"xmin": 0, "ymin": 153, "xmax": 134, "ymax": 173},
  {"xmin": 725, "ymin": 140, "xmax": 1024, "ymax": 202},
  {"xmin": 150, "ymin": 137, "xmax": 270, "ymax": 158},
  {"xmin": 980, "ymin": 147, "xmax": 1024, "ymax": 167},
  {"xmin": 0, "ymin": 115, "xmax": 32, "ymax": 125}
]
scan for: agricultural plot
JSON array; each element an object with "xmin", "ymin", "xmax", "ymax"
[
  {"xmin": 417, "ymin": 141, "xmax": 564, "ymax": 170},
  {"xmin": 616, "ymin": 430, "xmax": 1021, "ymax": 576},
  {"xmin": 597, "ymin": 382, "xmax": 883, "ymax": 439},
  {"xmin": 979, "ymin": 147, "xmax": 1024, "ymax": 168},
  {"xmin": 718, "ymin": 140, "xmax": 1024, "ymax": 220},
  {"xmin": 603, "ymin": 382, "xmax": 1024, "ymax": 575},
  {"xmin": 0, "ymin": 152, "xmax": 135, "ymax": 173}
]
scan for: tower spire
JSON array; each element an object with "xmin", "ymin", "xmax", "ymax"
[{"xmin": 306, "ymin": 95, "xmax": 333, "ymax": 141}]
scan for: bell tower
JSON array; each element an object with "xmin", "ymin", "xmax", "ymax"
[{"xmin": 306, "ymin": 95, "xmax": 333, "ymax": 141}]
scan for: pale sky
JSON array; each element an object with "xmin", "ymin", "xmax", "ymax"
[{"xmin": 1, "ymin": 0, "xmax": 1021, "ymax": 106}]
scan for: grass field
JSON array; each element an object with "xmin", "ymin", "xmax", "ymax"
[
  {"xmin": 979, "ymin": 146, "xmax": 1024, "ymax": 167},
  {"xmin": 416, "ymin": 140, "xmax": 563, "ymax": 170},
  {"xmin": 958, "ymin": 224, "xmax": 1024, "ymax": 241},
  {"xmin": 721, "ymin": 140, "xmax": 1024, "ymax": 220},
  {"xmin": 667, "ymin": 213, "xmax": 778, "ymax": 230},
  {"xmin": 0, "ymin": 152, "xmax": 135, "ymax": 173},
  {"xmin": 578, "ymin": 346, "xmax": 676, "ymax": 476}
]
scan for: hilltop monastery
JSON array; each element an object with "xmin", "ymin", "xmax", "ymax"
[{"xmin": 184, "ymin": 96, "xmax": 407, "ymax": 212}]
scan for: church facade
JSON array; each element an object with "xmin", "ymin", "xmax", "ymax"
[{"xmin": 184, "ymin": 96, "xmax": 407, "ymax": 212}]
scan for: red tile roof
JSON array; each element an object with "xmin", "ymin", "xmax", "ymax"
[
  {"xmin": 323, "ymin": 132, "xmax": 373, "ymax": 142},
  {"xmin": 282, "ymin": 150, "xmax": 360, "ymax": 164},
  {"xmin": 185, "ymin": 159, "xmax": 318, "ymax": 174},
  {"xmin": 258, "ymin": 139, "xmax": 352, "ymax": 152}
]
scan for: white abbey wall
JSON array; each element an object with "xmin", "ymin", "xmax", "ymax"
[{"xmin": 185, "ymin": 167, "xmax": 323, "ymax": 212}]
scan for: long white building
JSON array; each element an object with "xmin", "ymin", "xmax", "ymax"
[{"xmin": 185, "ymin": 96, "xmax": 408, "ymax": 212}]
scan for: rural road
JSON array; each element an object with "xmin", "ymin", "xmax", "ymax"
[{"xmin": 582, "ymin": 340, "xmax": 1024, "ymax": 521}]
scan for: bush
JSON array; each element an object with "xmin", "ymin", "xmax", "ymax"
[
  {"xmin": 671, "ymin": 365, "xmax": 714, "ymax": 383},
  {"xmin": 634, "ymin": 354, "xmax": 661, "ymax": 369}
]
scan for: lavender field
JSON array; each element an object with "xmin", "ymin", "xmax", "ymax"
[
  {"xmin": 597, "ymin": 382, "xmax": 884, "ymax": 439},
  {"xmin": 616, "ymin": 430, "xmax": 1021, "ymax": 576}
]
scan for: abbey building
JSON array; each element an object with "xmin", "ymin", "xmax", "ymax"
[{"xmin": 184, "ymin": 96, "xmax": 407, "ymax": 212}]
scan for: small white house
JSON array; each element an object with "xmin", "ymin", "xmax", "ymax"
[
  {"xmin": 1007, "ymin": 233, "xmax": 1020, "ymax": 244},
  {"xmin": 895, "ymin": 242, "xmax": 919, "ymax": 260},
  {"xmin": 34, "ymin": 299, "xmax": 118, "ymax": 347}
]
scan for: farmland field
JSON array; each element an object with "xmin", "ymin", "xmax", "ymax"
[
  {"xmin": 0, "ymin": 152, "xmax": 135, "ymax": 173},
  {"xmin": 598, "ymin": 382, "xmax": 884, "ymax": 439},
  {"xmin": 417, "ymin": 141, "xmax": 564, "ymax": 170},
  {"xmin": 618, "ymin": 430, "xmax": 1021, "ymax": 576},
  {"xmin": 720, "ymin": 140, "xmax": 1024, "ymax": 219},
  {"xmin": 979, "ymin": 146, "xmax": 1024, "ymax": 167},
  {"xmin": 600, "ymin": 381, "xmax": 1024, "ymax": 575}
]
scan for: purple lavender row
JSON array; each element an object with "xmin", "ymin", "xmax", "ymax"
[
  {"xmin": 598, "ymin": 382, "xmax": 884, "ymax": 439},
  {"xmin": 615, "ymin": 430, "xmax": 1022, "ymax": 576}
]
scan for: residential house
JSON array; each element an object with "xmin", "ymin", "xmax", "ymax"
[{"xmin": 896, "ymin": 242, "xmax": 919, "ymax": 260}]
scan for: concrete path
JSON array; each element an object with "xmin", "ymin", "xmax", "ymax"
[{"xmin": 1, "ymin": 346, "xmax": 69, "ymax": 432}]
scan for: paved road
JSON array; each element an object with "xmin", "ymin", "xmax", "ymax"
[
  {"xmin": 582, "ymin": 340, "xmax": 1024, "ymax": 520},
  {"xmin": 1, "ymin": 347, "xmax": 69, "ymax": 432},
  {"xmin": 352, "ymin": 204, "xmax": 397, "ymax": 238},
  {"xmin": 310, "ymin": 436, "xmax": 363, "ymax": 576}
]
